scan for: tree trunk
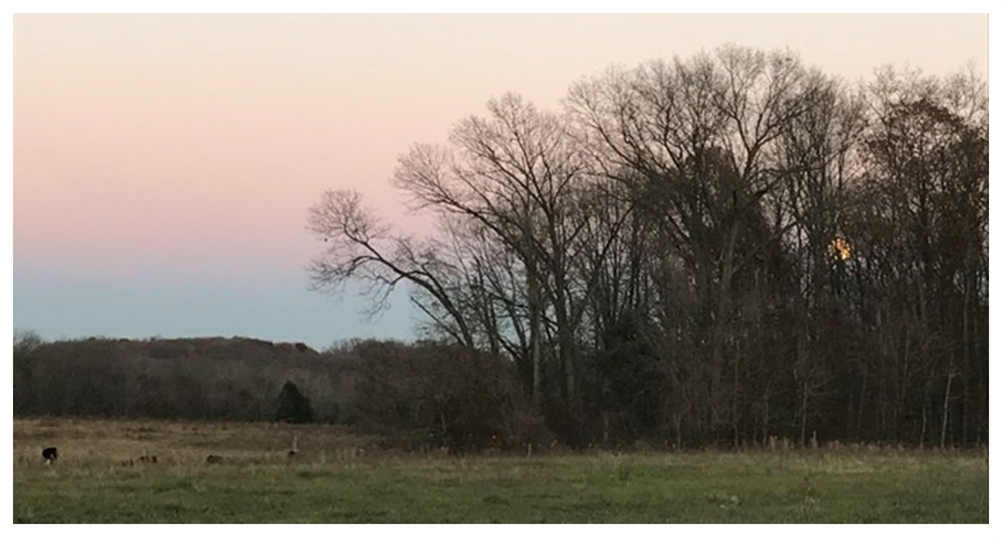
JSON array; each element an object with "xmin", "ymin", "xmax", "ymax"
[
  {"xmin": 800, "ymin": 378, "xmax": 809, "ymax": 448},
  {"xmin": 527, "ymin": 251, "xmax": 544, "ymax": 408},
  {"xmin": 940, "ymin": 366, "xmax": 954, "ymax": 449}
]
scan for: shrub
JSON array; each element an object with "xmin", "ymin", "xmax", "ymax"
[
  {"xmin": 274, "ymin": 381, "xmax": 314, "ymax": 424},
  {"xmin": 351, "ymin": 340, "xmax": 551, "ymax": 452}
]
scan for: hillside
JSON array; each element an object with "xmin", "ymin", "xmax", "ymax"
[{"xmin": 13, "ymin": 336, "xmax": 360, "ymax": 423}]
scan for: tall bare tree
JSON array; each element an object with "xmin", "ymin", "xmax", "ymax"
[{"xmin": 305, "ymin": 47, "xmax": 988, "ymax": 448}]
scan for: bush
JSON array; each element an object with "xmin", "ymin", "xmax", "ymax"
[
  {"xmin": 274, "ymin": 381, "xmax": 314, "ymax": 424},
  {"xmin": 351, "ymin": 340, "xmax": 551, "ymax": 453}
]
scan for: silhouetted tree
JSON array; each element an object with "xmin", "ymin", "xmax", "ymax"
[{"xmin": 307, "ymin": 47, "xmax": 987, "ymax": 448}]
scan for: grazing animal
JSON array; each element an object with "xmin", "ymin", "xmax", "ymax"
[
  {"xmin": 42, "ymin": 447, "xmax": 58, "ymax": 464},
  {"xmin": 137, "ymin": 453, "xmax": 158, "ymax": 464},
  {"xmin": 206, "ymin": 454, "xmax": 224, "ymax": 464}
]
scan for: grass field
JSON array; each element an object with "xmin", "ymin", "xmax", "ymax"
[{"xmin": 13, "ymin": 418, "xmax": 988, "ymax": 523}]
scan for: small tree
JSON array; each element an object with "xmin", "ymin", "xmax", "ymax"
[{"xmin": 274, "ymin": 381, "xmax": 313, "ymax": 424}]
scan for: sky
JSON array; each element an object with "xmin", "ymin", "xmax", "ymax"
[{"xmin": 12, "ymin": 14, "xmax": 990, "ymax": 350}]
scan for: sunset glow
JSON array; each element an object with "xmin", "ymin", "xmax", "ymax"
[{"xmin": 830, "ymin": 236, "xmax": 852, "ymax": 262}]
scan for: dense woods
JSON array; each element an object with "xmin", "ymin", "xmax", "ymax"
[{"xmin": 307, "ymin": 46, "xmax": 988, "ymax": 448}]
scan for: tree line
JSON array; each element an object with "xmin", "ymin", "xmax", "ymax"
[
  {"xmin": 13, "ymin": 333, "xmax": 544, "ymax": 452},
  {"xmin": 307, "ymin": 45, "xmax": 988, "ymax": 448},
  {"xmin": 13, "ymin": 333, "xmax": 349, "ymax": 422}
]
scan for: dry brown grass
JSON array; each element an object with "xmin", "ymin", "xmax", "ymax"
[
  {"xmin": 13, "ymin": 417, "xmax": 375, "ymax": 468},
  {"xmin": 13, "ymin": 418, "xmax": 988, "ymax": 523}
]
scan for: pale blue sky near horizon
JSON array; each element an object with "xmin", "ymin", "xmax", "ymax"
[
  {"xmin": 14, "ymin": 275, "xmax": 416, "ymax": 350},
  {"xmin": 12, "ymin": 14, "xmax": 989, "ymax": 350}
]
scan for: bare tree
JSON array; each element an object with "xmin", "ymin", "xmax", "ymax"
[
  {"xmin": 303, "ymin": 47, "xmax": 988, "ymax": 448},
  {"xmin": 307, "ymin": 189, "xmax": 477, "ymax": 347},
  {"xmin": 393, "ymin": 93, "xmax": 628, "ymax": 419}
]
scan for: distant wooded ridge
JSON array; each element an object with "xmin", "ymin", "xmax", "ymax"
[
  {"xmin": 13, "ymin": 334, "xmax": 348, "ymax": 423},
  {"xmin": 12, "ymin": 334, "xmax": 548, "ymax": 452}
]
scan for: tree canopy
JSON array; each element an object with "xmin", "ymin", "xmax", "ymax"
[{"xmin": 309, "ymin": 46, "xmax": 988, "ymax": 448}]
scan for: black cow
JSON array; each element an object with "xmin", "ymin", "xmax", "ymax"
[{"xmin": 42, "ymin": 447, "xmax": 58, "ymax": 464}]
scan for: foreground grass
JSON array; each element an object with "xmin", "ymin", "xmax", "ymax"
[{"xmin": 13, "ymin": 418, "xmax": 988, "ymax": 523}]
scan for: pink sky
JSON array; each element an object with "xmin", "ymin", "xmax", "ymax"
[{"xmin": 12, "ymin": 14, "xmax": 989, "ymax": 346}]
